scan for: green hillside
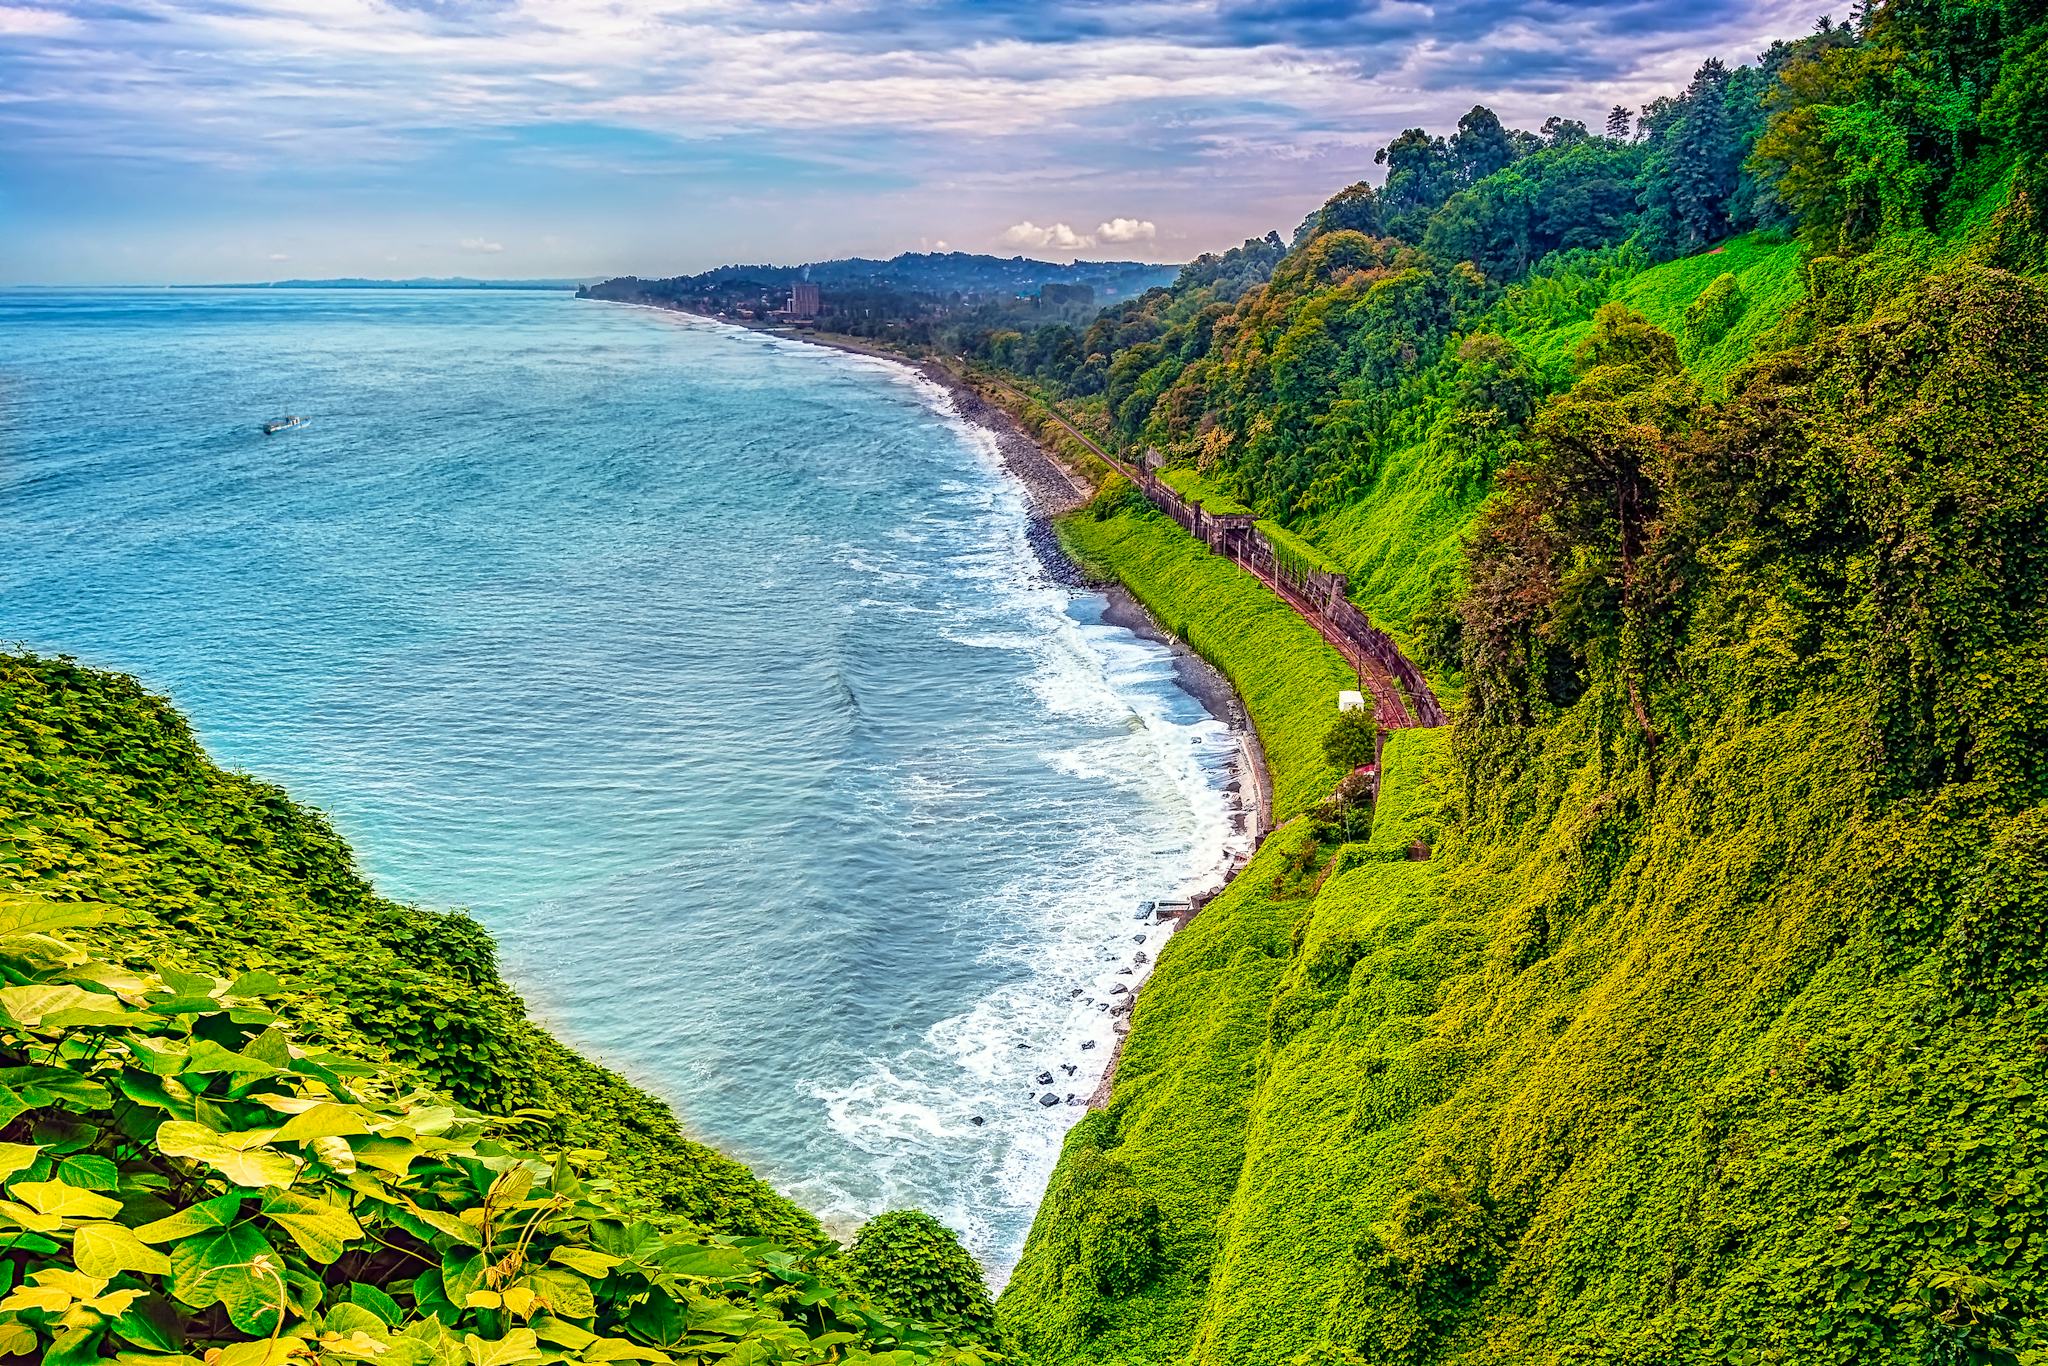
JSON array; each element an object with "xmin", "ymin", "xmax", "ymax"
[
  {"xmin": 0, "ymin": 653, "xmax": 996, "ymax": 1363},
  {"xmin": 993, "ymin": 0, "xmax": 2048, "ymax": 1359}
]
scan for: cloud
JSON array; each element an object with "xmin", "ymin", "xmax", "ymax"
[
  {"xmin": 0, "ymin": 5, "xmax": 72, "ymax": 35},
  {"xmin": 268, "ymin": 251, "xmax": 289, "ymax": 260},
  {"xmin": 0, "ymin": 0, "xmax": 1836, "ymax": 279},
  {"xmin": 999, "ymin": 217, "xmax": 1159, "ymax": 251},
  {"xmin": 1094, "ymin": 217, "xmax": 1156, "ymax": 244},
  {"xmin": 1000, "ymin": 220, "xmax": 1096, "ymax": 251}
]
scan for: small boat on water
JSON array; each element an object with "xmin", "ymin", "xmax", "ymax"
[{"xmin": 262, "ymin": 415, "xmax": 309, "ymax": 435}]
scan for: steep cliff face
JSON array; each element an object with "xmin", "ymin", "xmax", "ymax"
[{"xmin": 998, "ymin": 190, "xmax": 2048, "ymax": 1364}]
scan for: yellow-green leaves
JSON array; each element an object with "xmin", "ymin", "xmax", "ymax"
[
  {"xmin": 72, "ymin": 1222, "xmax": 173, "ymax": 1278},
  {"xmin": 0, "ymin": 983, "xmax": 132, "ymax": 1029},
  {"xmin": 134, "ymin": 1194, "xmax": 244, "ymax": 1243},
  {"xmin": 0, "ymin": 1267, "xmax": 144, "ymax": 1321},
  {"xmin": 546, "ymin": 1246, "xmax": 619, "ymax": 1279},
  {"xmin": 0, "ymin": 1141, "xmax": 42, "ymax": 1177},
  {"xmin": 155, "ymin": 1121, "xmax": 298, "ymax": 1189},
  {"xmin": 10, "ymin": 1181, "xmax": 123, "ymax": 1220},
  {"xmin": 272, "ymin": 1102, "xmax": 371, "ymax": 1143},
  {"xmin": 259, "ymin": 1190, "xmax": 360, "ymax": 1264}
]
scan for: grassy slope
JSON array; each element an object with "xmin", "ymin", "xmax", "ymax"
[
  {"xmin": 999, "ymin": 235, "xmax": 2048, "ymax": 1362},
  {"xmin": 0, "ymin": 650, "xmax": 819, "ymax": 1244},
  {"xmin": 1512, "ymin": 232, "xmax": 1808, "ymax": 391},
  {"xmin": 999, "ymin": 824, "xmax": 1325, "ymax": 1363},
  {"xmin": 1010, "ymin": 680, "xmax": 2048, "ymax": 1363},
  {"xmin": 1303, "ymin": 234, "xmax": 1808, "ymax": 636},
  {"xmin": 1058, "ymin": 505, "xmax": 1354, "ymax": 821}
]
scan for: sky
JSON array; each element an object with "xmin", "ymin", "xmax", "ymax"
[{"xmin": 0, "ymin": 0, "xmax": 1835, "ymax": 284}]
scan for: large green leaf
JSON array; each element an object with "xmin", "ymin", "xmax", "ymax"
[
  {"xmin": 166, "ymin": 1222, "xmax": 271, "ymax": 1300},
  {"xmin": 10, "ymin": 1180, "xmax": 122, "ymax": 1220},
  {"xmin": 0, "ymin": 983, "xmax": 132, "ymax": 1029},
  {"xmin": 259, "ymin": 1190, "xmax": 361, "ymax": 1264},
  {"xmin": 347, "ymin": 1282, "xmax": 403, "ymax": 1329},
  {"xmin": 110, "ymin": 1293, "xmax": 185, "ymax": 1353},
  {"xmin": 0, "ymin": 1142, "xmax": 43, "ymax": 1178},
  {"xmin": 0, "ymin": 1066, "xmax": 105, "ymax": 1109},
  {"xmin": 167, "ymin": 1222, "xmax": 282, "ymax": 1334},
  {"xmin": 155, "ymin": 1121, "xmax": 298, "ymax": 1189},
  {"xmin": 74, "ymin": 1222, "xmax": 174, "ymax": 1278},
  {"xmin": 180, "ymin": 1041, "xmax": 285, "ymax": 1079},
  {"xmin": 461, "ymin": 1329, "xmax": 542, "ymax": 1366},
  {"xmin": 530, "ymin": 1268, "xmax": 595, "ymax": 1321},
  {"xmin": 272, "ymin": 1103, "xmax": 370, "ymax": 1144},
  {"xmin": 56, "ymin": 1154, "xmax": 120, "ymax": 1191},
  {"xmin": 134, "ymin": 1194, "xmax": 244, "ymax": 1244},
  {"xmin": 0, "ymin": 894, "xmax": 115, "ymax": 940}
]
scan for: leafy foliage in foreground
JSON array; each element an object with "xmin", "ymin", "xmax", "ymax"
[
  {"xmin": 0, "ymin": 894, "xmax": 993, "ymax": 1366},
  {"xmin": 0, "ymin": 653, "xmax": 813, "ymax": 1246}
]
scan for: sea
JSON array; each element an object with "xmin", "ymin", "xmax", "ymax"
[{"xmin": 0, "ymin": 288, "xmax": 1249, "ymax": 1280}]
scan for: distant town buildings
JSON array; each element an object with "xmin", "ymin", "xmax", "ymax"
[{"xmin": 787, "ymin": 281, "xmax": 821, "ymax": 319}]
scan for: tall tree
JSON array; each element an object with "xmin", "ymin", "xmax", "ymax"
[
  {"xmin": 1605, "ymin": 104, "xmax": 1633, "ymax": 141},
  {"xmin": 1376, "ymin": 128, "xmax": 1457, "ymax": 238},
  {"xmin": 1452, "ymin": 105, "xmax": 1521, "ymax": 184}
]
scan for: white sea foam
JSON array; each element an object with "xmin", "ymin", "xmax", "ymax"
[{"xmin": 798, "ymin": 361, "xmax": 1252, "ymax": 1284}]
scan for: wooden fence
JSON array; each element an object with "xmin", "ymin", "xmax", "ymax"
[{"xmin": 1131, "ymin": 459, "xmax": 1446, "ymax": 729}]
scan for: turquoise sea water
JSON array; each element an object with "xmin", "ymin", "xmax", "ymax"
[{"xmin": 0, "ymin": 289, "xmax": 1246, "ymax": 1278}]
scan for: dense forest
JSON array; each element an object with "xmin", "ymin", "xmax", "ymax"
[{"xmin": 986, "ymin": 0, "xmax": 2048, "ymax": 1362}]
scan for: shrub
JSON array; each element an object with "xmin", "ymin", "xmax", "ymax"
[
  {"xmin": 1088, "ymin": 473, "xmax": 1146, "ymax": 521},
  {"xmin": 1682, "ymin": 270, "xmax": 1745, "ymax": 344},
  {"xmin": 839, "ymin": 1210, "xmax": 997, "ymax": 1339},
  {"xmin": 1077, "ymin": 1182, "xmax": 1160, "ymax": 1297},
  {"xmin": 1322, "ymin": 707, "xmax": 1380, "ymax": 772}
]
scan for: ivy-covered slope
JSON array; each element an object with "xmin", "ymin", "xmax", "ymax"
[
  {"xmin": 996, "ymin": 2, "xmax": 2048, "ymax": 1356},
  {"xmin": 0, "ymin": 891, "xmax": 994, "ymax": 1366},
  {"xmin": 0, "ymin": 652, "xmax": 813, "ymax": 1245},
  {"xmin": 1057, "ymin": 498, "xmax": 1354, "ymax": 821}
]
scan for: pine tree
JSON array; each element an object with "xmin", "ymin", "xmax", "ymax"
[{"xmin": 1606, "ymin": 104, "xmax": 1633, "ymax": 141}]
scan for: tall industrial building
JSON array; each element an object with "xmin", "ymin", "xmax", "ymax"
[{"xmin": 787, "ymin": 281, "xmax": 821, "ymax": 318}]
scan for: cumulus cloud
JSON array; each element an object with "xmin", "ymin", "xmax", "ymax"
[
  {"xmin": 1000, "ymin": 220, "xmax": 1095, "ymax": 250},
  {"xmin": 1094, "ymin": 217, "xmax": 1156, "ymax": 244},
  {"xmin": 1000, "ymin": 217, "xmax": 1158, "ymax": 251},
  {"xmin": 458, "ymin": 237, "xmax": 505, "ymax": 254},
  {"xmin": 268, "ymin": 252, "xmax": 289, "ymax": 261}
]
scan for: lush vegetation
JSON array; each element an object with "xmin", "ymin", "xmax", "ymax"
[
  {"xmin": 0, "ymin": 890, "xmax": 996, "ymax": 1364},
  {"xmin": 0, "ymin": 654, "xmax": 813, "ymax": 1245},
  {"xmin": 1057, "ymin": 503, "xmax": 1355, "ymax": 822},
  {"xmin": 1000, "ymin": 0, "xmax": 2048, "ymax": 1361},
  {"xmin": 0, "ymin": 653, "xmax": 994, "ymax": 1362}
]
